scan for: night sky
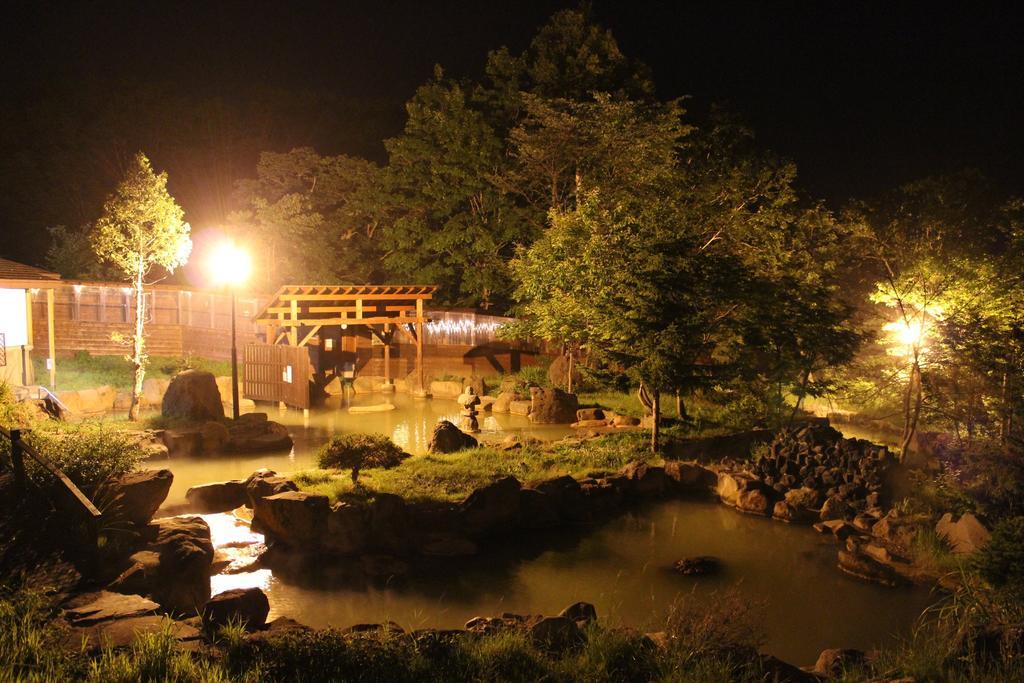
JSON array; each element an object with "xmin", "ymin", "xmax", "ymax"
[{"xmin": 2, "ymin": 1, "xmax": 1022, "ymax": 264}]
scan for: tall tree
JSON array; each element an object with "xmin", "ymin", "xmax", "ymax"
[{"xmin": 92, "ymin": 153, "xmax": 192, "ymax": 421}]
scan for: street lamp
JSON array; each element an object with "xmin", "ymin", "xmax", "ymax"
[{"xmin": 208, "ymin": 240, "xmax": 251, "ymax": 420}]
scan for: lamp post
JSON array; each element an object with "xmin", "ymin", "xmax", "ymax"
[{"xmin": 208, "ymin": 240, "xmax": 251, "ymax": 420}]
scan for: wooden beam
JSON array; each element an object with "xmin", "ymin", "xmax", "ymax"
[
  {"xmin": 383, "ymin": 323, "xmax": 391, "ymax": 384},
  {"xmin": 289, "ymin": 300, "xmax": 298, "ymax": 346},
  {"xmin": 278, "ymin": 293, "xmax": 434, "ymax": 302},
  {"xmin": 297, "ymin": 324, "xmax": 322, "ymax": 347},
  {"xmin": 257, "ymin": 316, "xmax": 425, "ymax": 327},
  {"xmin": 46, "ymin": 288, "xmax": 56, "ymax": 389}
]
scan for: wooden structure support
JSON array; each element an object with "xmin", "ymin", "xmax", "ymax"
[{"xmin": 252, "ymin": 284, "xmax": 436, "ymax": 406}]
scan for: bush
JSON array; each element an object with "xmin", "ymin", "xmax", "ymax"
[
  {"xmin": 974, "ymin": 517, "xmax": 1024, "ymax": 589},
  {"xmin": 26, "ymin": 422, "xmax": 142, "ymax": 495},
  {"xmin": 316, "ymin": 434, "xmax": 408, "ymax": 485}
]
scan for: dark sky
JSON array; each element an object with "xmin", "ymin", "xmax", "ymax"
[{"xmin": 2, "ymin": 1, "xmax": 1022, "ymax": 263}]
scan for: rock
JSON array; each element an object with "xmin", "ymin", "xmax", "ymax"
[
  {"xmin": 325, "ymin": 503, "xmax": 369, "ymax": 555},
  {"xmin": 245, "ymin": 470, "xmax": 298, "ymax": 507},
  {"xmin": 529, "ymin": 387, "xmax": 579, "ymax": 424},
  {"xmin": 199, "ymin": 421, "xmax": 230, "ymax": 452},
  {"xmin": 226, "ymin": 417, "xmax": 293, "ymax": 452},
  {"xmin": 612, "ymin": 414, "xmax": 641, "ymax": 427},
  {"xmin": 479, "ymin": 396, "xmax": 496, "ymax": 412},
  {"xmin": 461, "ymin": 476, "xmax": 521, "ymax": 537},
  {"xmin": 715, "ymin": 472, "xmax": 749, "ymax": 506},
  {"xmin": 348, "ymin": 403, "xmax": 396, "ymax": 414},
  {"xmin": 509, "ymin": 400, "xmax": 533, "ymax": 416},
  {"xmin": 141, "ymin": 378, "xmax": 169, "ymax": 407},
  {"xmin": 73, "ymin": 615, "xmax": 199, "ymax": 652},
  {"xmin": 813, "ymin": 648, "xmax": 866, "ymax": 676},
  {"xmin": 203, "ymin": 587, "xmax": 270, "ymax": 631},
  {"xmin": 872, "ymin": 511, "xmax": 927, "ymax": 553},
  {"xmin": 936, "ymin": 512, "xmax": 991, "ymax": 554},
  {"xmin": 492, "ymin": 390, "xmax": 517, "ymax": 414},
  {"xmin": 619, "ymin": 461, "xmax": 670, "ymax": 497},
  {"xmin": 784, "ymin": 486, "xmax": 822, "ymax": 511},
  {"xmin": 360, "ymin": 554, "xmax": 409, "ymax": 580},
  {"xmin": 663, "ymin": 461, "xmax": 718, "ymax": 492},
  {"xmin": 369, "ymin": 494, "xmax": 410, "ymax": 555},
  {"xmin": 837, "ymin": 548, "xmax": 902, "ymax": 587},
  {"xmin": 673, "ymin": 556, "xmax": 721, "ymax": 575},
  {"xmin": 162, "ymin": 427, "xmax": 203, "ymax": 456},
  {"xmin": 254, "ymin": 491, "xmax": 330, "ymax": 547},
  {"xmin": 530, "ymin": 616, "xmax": 585, "ymax": 652},
  {"xmin": 547, "ymin": 354, "xmax": 581, "ymax": 391},
  {"xmin": 419, "ymin": 533, "xmax": 478, "ymax": 557},
  {"xmin": 773, "ymin": 501, "xmax": 812, "ymax": 523},
  {"xmin": 735, "ymin": 484, "xmax": 774, "ymax": 516},
  {"xmin": 65, "ymin": 591, "xmax": 160, "ymax": 625},
  {"xmin": 353, "ymin": 375, "xmax": 386, "ymax": 394},
  {"xmin": 99, "ymin": 469, "xmax": 173, "ymax": 527},
  {"xmin": 430, "ymin": 380, "xmax": 464, "ymax": 399},
  {"xmin": 185, "ymin": 480, "xmax": 247, "ymax": 513},
  {"xmin": 815, "ymin": 520, "xmax": 861, "ymax": 541},
  {"xmin": 576, "ymin": 408, "xmax": 605, "ymax": 422},
  {"xmin": 77, "ymin": 385, "xmax": 117, "ymax": 414},
  {"xmin": 428, "ymin": 420, "xmax": 478, "ymax": 454},
  {"xmin": 518, "ymin": 488, "xmax": 563, "ymax": 529},
  {"xmin": 110, "ymin": 516, "xmax": 214, "ymax": 613},
  {"xmin": 161, "ymin": 370, "xmax": 224, "ymax": 421},
  {"xmin": 572, "ymin": 419, "xmax": 609, "ymax": 429},
  {"xmin": 820, "ymin": 495, "xmax": 852, "ymax": 522},
  {"xmin": 559, "ymin": 601, "xmax": 598, "ymax": 626}
]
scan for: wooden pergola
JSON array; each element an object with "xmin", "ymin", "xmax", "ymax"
[{"xmin": 254, "ymin": 284, "xmax": 437, "ymax": 394}]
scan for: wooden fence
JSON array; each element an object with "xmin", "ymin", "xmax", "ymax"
[{"xmin": 243, "ymin": 343, "xmax": 311, "ymax": 409}]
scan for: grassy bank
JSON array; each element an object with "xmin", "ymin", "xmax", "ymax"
[
  {"xmin": 295, "ymin": 432, "xmax": 660, "ymax": 504},
  {"xmin": 32, "ymin": 351, "xmax": 231, "ymax": 391}
]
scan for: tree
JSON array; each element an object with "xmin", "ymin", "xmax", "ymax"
[
  {"xmin": 91, "ymin": 152, "xmax": 191, "ymax": 421},
  {"xmin": 45, "ymin": 224, "xmax": 117, "ymax": 280}
]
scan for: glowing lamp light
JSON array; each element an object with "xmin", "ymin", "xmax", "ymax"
[{"xmin": 207, "ymin": 241, "xmax": 251, "ymax": 288}]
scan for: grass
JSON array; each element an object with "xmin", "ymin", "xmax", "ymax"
[
  {"xmin": 32, "ymin": 351, "xmax": 231, "ymax": 391},
  {"xmin": 295, "ymin": 432, "xmax": 660, "ymax": 504}
]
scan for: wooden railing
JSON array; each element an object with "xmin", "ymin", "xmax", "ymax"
[{"xmin": 0, "ymin": 426, "xmax": 103, "ymax": 535}]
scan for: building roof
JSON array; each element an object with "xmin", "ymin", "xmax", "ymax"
[
  {"xmin": 0, "ymin": 257, "xmax": 60, "ymax": 285},
  {"xmin": 255, "ymin": 284, "xmax": 437, "ymax": 327}
]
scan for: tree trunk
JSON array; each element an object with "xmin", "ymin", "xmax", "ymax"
[
  {"xmin": 567, "ymin": 350, "xmax": 574, "ymax": 394},
  {"xmin": 675, "ymin": 391, "xmax": 688, "ymax": 421},
  {"xmin": 651, "ymin": 389, "xmax": 661, "ymax": 453},
  {"xmin": 899, "ymin": 362, "xmax": 922, "ymax": 460},
  {"xmin": 127, "ymin": 267, "xmax": 146, "ymax": 422},
  {"xmin": 788, "ymin": 368, "xmax": 812, "ymax": 427}
]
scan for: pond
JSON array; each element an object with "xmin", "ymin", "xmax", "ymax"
[
  {"xmin": 153, "ymin": 394, "xmax": 576, "ymax": 508},
  {"xmin": 204, "ymin": 498, "xmax": 935, "ymax": 667},
  {"xmin": 148, "ymin": 396, "xmax": 936, "ymax": 666}
]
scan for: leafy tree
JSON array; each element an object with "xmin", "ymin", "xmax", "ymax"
[
  {"xmin": 232, "ymin": 147, "xmax": 390, "ymax": 290},
  {"xmin": 316, "ymin": 433, "xmax": 408, "ymax": 486},
  {"xmin": 44, "ymin": 225, "xmax": 117, "ymax": 280},
  {"xmin": 91, "ymin": 152, "xmax": 192, "ymax": 421},
  {"xmin": 382, "ymin": 73, "xmax": 535, "ymax": 308}
]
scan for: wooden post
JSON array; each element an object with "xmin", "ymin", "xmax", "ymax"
[
  {"xmin": 383, "ymin": 323, "xmax": 391, "ymax": 384},
  {"xmin": 24, "ymin": 290, "xmax": 34, "ymax": 385},
  {"xmin": 10, "ymin": 429, "xmax": 26, "ymax": 490},
  {"xmin": 289, "ymin": 300, "xmax": 298, "ymax": 346},
  {"xmin": 46, "ymin": 288, "xmax": 56, "ymax": 389},
  {"xmin": 416, "ymin": 299, "xmax": 425, "ymax": 394}
]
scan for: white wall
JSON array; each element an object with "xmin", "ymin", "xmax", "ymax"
[{"xmin": 0, "ymin": 288, "xmax": 28, "ymax": 347}]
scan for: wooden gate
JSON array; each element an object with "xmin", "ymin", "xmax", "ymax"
[{"xmin": 243, "ymin": 343, "xmax": 311, "ymax": 409}]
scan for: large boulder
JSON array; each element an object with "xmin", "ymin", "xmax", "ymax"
[
  {"xmin": 813, "ymin": 648, "xmax": 866, "ymax": 677},
  {"xmin": 428, "ymin": 420, "xmax": 478, "ymax": 454},
  {"xmin": 430, "ymin": 380, "xmax": 464, "ymax": 399},
  {"xmin": 185, "ymin": 480, "xmax": 247, "ymax": 513},
  {"xmin": 252, "ymin": 491, "xmax": 330, "ymax": 547},
  {"xmin": 325, "ymin": 502, "xmax": 369, "ymax": 555},
  {"xmin": 837, "ymin": 547, "xmax": 902, "ymax": 587},
  {"xmin": 530, "ymin": 616, "xmax": 585, "ymax": 653},
  {"xmin": 226, "ymin": 416, "xmax": 293, "ymax": 452},
  {"xmin": 369, "ymin": 493, "xmax": 411, "ymax": 555},
  {"xmin": 936, "ymin": 512, "xmax": 991, "ymax": 554},
  {"xmin": 203, "ymin": 587, "xmax": 270, "ymax": 631},
  {"xmin": 871, "ymin": 510, "xmax": 928, "ymax": 553},
  {"xmin": 110, "ymin": 516, "xmax": 214, "ymax": 613},
  {"xmin": 547, "ymin": 355, "xmax": 582, "ymax": 391},
  {"xmin": 619, "ymin": 461, "xmax": 670, "ymax": 497},
  {"xmin": 529, "ymin": 387, "xmax": 579, "ymax": 424},
  {"xmin": 161, "ymin": 370, "xmax": 224, "ymax": 421},
  {"xmin": 99, "ymin": 469, "xmax": 173, "ymax": 527},
  {"xmin": 245, "ymin": 470, "xmax": 298, "ymax": 507},
  {"xmin": 663, "ymin": 461, "xmax": 717, "ymax": 493},
  {"xmin": 461, "ymin": 476, "xmax": 522, "ymax": 537},
  {"xmin": 491, "ymin": 391, "xmax": 517, "ymax": 414}
]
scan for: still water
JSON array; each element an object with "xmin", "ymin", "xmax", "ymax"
[
  {"xmin": 153, "ymin": 394, "xmax": 575, "ymax": 508},
  {"xmin": 150, "ymin": 397, "xmax": 936, "ymax": 666},
  {"xmin": 205, "ymin": 499, "xmax": 935, "ymax": 667}
]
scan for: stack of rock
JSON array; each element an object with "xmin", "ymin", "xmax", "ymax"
[
  {"xmin": 718, "ymin": 420, "xmax": 897, "ymax": 523},
  {"xmin": 457, "ymin": 386, "xmax": 482, "ymax": 433}
]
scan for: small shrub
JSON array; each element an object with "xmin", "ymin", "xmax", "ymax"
[
  {"xmin": 665, "ymin": 588, "xmax": 765, "ymax": 660},
  {"xmin": 973, "ymin": 517, "xmax": 1024, "ymax": 589},
  {"xmin": 316, "ymin": 433, "xmax": 408, "ymax": 485},
  {"xmin": 26, "ymin": 422, "xmax": 142, "ymax": 494},
  {"xmin": 513, "ymin": 365, "xmax": 550, "ymax": 391}
]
